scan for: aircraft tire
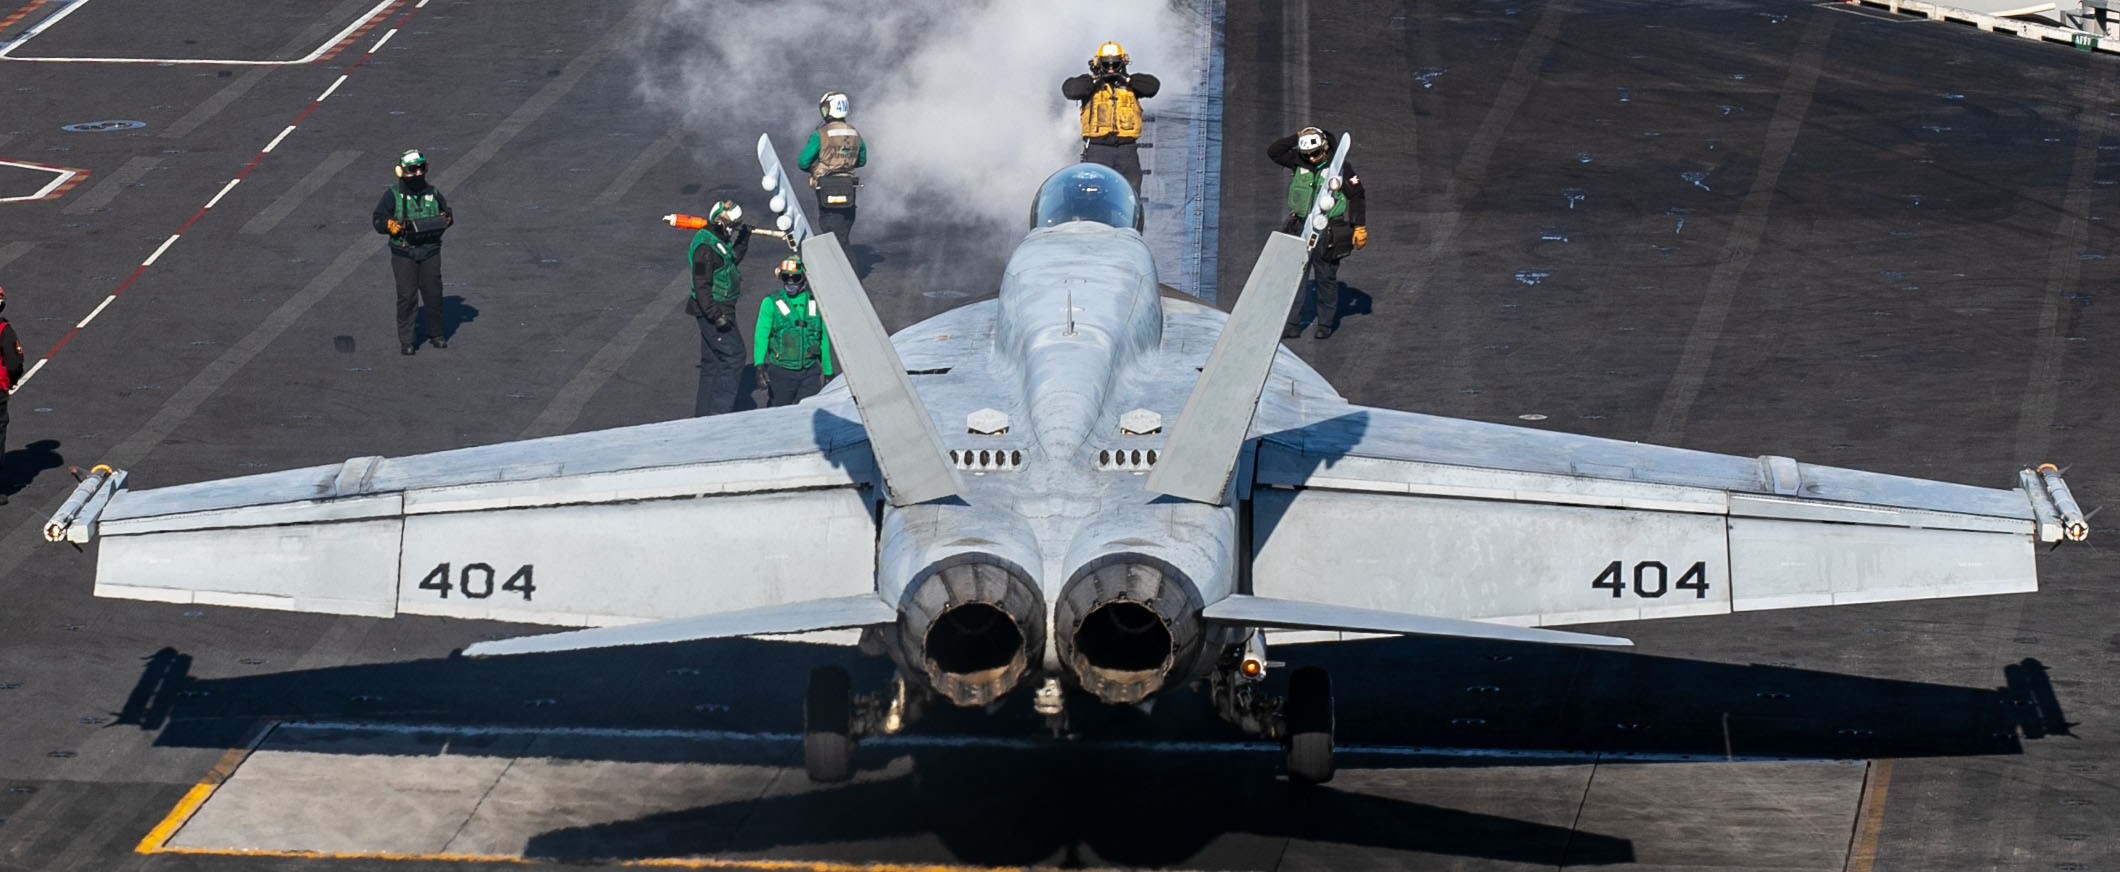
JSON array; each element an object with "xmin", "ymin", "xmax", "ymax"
[
  {"xmin": 805, "ymin": 665, "xmax": 854, "ymax": 783},
  {"xmin": 1285, "ymin": 666, "xmax": 1335, "ymax": 786}
]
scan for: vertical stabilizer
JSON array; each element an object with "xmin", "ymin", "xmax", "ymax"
[
  {"xmin": 755, "ymin": 134, "xmax": 816, "ymax": 243},
  {"xmin": 800, "ymin": 232, "xmax": 964, "ymax": 506},
  {"xmin": 1149, "ymin": 133, "xmax": 1353, "ymax": 505},
  {"xmin": 1144, "ymin": 231, "xmax": 1310, "ymax": 504}
]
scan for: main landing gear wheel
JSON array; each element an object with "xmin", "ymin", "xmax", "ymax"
[
  {"xmin": 1285, "ymin": 666, "xmax": 1335, "ymax": 786},
  {"xmin": 804, "ymin": 665, "xmax": 854, "ymax": 783}
]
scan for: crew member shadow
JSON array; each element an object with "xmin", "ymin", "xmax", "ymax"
[
  {"xmin": 1287, "ymin": 281, "xmax": 1373, "ymax": 329},
  {"xmin": 849, "ymin": 243, "xmax": 883, "ymax": 279},
  {"xmin": 1, "ymin": 438, "xmax": 64, "ymax": 499},
  {"xmin": 420, "ymin": 295, "xmax": 480, "ymax": 346}
]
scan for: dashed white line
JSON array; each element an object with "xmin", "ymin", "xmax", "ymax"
[
  {"xmin": 262, "ymin": 125, "xmax": 296, "ymax": 153},
  {"xmin": 317, "ymin": 74, "xmax": 349, "ymax": 102},
  {"xmin": 205, "ymin": 178, "xmax": 241, "ymax": 209},
  {"xmin": 74, "ymin": 294, "xmax": 117, "ymax": 329},
  {"xmin": 1, "ymin": 0, "xmax": 398, "ymax": 65},
  {"xmin": 141, "ymin": 235, "xmax": 180, "ymax": 267},
  {"xmin": 11, "ymin": 357, "xmax": 47, "ymax": 392},
  {"xmin": 370, "ymin": 28, "xmax": 396, "ymax": 53}
]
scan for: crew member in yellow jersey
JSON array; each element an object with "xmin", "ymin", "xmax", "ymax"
[{"xmin": 1061, "ymin": 41, "xmax": 1160, "ymax": 194}]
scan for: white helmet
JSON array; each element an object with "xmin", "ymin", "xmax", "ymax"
[
  {"xmin": 819, "ymin": 91, "xmax": 850, "ymax": 121},
  {"xmin": 708, "ymin": 199, "xmax": 742, "ymax": 227},
  {"xmin": 1295, "ymin": 127, "xmax": 1329, "ymax": 162}
]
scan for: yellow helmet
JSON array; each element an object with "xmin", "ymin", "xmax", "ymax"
[{"xmin": 1090, "ymin": 41, "xmax": 1128, "ymax": 73}]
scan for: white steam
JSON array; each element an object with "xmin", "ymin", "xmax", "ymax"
[{"xmin": 631, "ymin": 0, "xmax": 1197, "ymax": 245}]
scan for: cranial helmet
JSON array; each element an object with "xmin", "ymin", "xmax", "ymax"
[
  {"xmin": 1295, "ymin": 127, "xmax": 1329, "ymax": 163},
  {"xmin": 394, "ymin": 148, "xmax": 428, "ymax": 178},
  {"xmin": 0, "ymin": 285, "xmax": 8, "ymax": 314},
  {"xmin": 819, "ymin": 91, "xmax": 850, "ymax": 121},
  {"xmin": 1090, "ymin": 40, "xmax": 1128, "ymax": 73},
  {"xmin": 776, "ymin": 255, "xmax": 805, "ymax": 281},
  {"xmin": 708, "ymin": 199, "xmax": 742, "ymax": 227}
]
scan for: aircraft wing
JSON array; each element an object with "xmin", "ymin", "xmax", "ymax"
[
  {"xmin": 1244, "ymin": 402, "xmax": 2082, "ymax": 636},
  {"xmin": 50, "ymin": 404, "xmax": 893, "ymax": 635}
]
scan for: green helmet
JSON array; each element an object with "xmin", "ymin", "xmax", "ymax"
[{"xmin": 396, "ymin": 149, "xmax": 428, "ymax": 177}]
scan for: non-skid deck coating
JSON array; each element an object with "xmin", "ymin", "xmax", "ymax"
[
  {"xmin": 144, "ymin": 723, "xmax": 1866, "ymax": 869},
  {"xmin": 1, "ymin": 0, "xmax": 2117, "ymax": 869}
]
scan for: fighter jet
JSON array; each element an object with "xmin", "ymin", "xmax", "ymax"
[{"xmin": 45, "ymin": 134, "xmax": 2089, "ymax": 785}]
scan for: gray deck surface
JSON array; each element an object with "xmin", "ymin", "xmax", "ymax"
[{"xmin": 1, "ymin": 0, "xmax": 2116, "ymax": 869}]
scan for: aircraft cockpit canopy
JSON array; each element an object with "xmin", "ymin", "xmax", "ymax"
[{"xmin": 1031, "ymin": 164, "xmax": 1140, "ymax": 230}]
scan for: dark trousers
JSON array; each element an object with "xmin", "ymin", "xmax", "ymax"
[
  {"xmin": 0, "ymin": 403, "xmax": 8, "ymax": 501},
  {"xmin": 1287, "ymin": 253, "xmax": 1344, "ymax": 329},
  {"xmin": 814, "ymin": 204, "xmax": 856, "ymax": 244},
  {"xmin": 1081, "ymin": 141, "xmax": 1143, "ymax": 193},
  {"xmin": 694, "ymin": 313, "xmax": 748, "ymax": 416},
  {"xmin": 392, "ymin": 252, "xmax": 444, "ymax": 347},
  {"xmin": 764, "ymin": 363, "xmax": 823, "ymax": 407}
]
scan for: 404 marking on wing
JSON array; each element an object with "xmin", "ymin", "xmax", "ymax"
[
  {"xmin": 417, "ymin": 562, "xmax": 536, "ymax": 601},
  {"xmin": 1591, "ymin": 560, "xmax": 1709, "ymax": 599}
]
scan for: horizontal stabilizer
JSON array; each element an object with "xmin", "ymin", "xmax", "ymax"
[
  {"xmin": 463, "ymin": 593, "xmax": 899, "ymax": 658},
  {"xmin": 1202, "ymin": 594, "xmax": 1633, "ymax": 648}
]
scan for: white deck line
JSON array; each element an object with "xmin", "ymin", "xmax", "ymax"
[
  {"xmin": 204, "ymin": 178, "xmax": 240, "ymax": 209},
  {"xmin": 0, "ymin": 160, "xmax": 79, "ymax": 202},
  {"xmin": 74, "ymin": 294, "xmax": 116, "ymax": 328},
  {"xmin": 0, "ymin": 0, "xmax": 397, "ymax": 64},
  {"xmin": 140, "ymin": 235, "xmax": 179, "ymax": 267},
  {"xmin": 261, "ymin": 126, "xmax": 295, "ymax": 154}
]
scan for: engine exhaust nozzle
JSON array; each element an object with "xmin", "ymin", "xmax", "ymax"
[
  {"xmin": 889, "ymin": 556, "xmax": 1045, "ymax": 707},
  {"xmin": 1056, "ymin": 555, "xmax": 1206, "ymax": 705}
]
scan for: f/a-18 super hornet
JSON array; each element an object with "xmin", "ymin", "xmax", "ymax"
[{"xmin": 45, "ymin": 134, "xmax": 2089, "ymax": 785}]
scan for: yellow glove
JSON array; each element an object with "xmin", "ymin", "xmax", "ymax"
[
  {"xmin": 386, "ymin": 219, "xmax": 402, "ymax": 236},
  {"xmin": 1352, "ymin": 226, "xmax": 1368, "ymax": 250}
]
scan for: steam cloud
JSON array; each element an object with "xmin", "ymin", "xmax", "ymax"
[{"xmin": 631, "ymin": 0, "xmax": 1199, "ymax": 249}]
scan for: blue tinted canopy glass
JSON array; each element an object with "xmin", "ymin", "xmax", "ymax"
[{"xmin": 1031, "ymin": 164, "xmax": 1139, "ymax": 230}]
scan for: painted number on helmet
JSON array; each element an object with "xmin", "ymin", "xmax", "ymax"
[{"xmin": 418, "ymin": 562, "xmax": 536, "ymax": 601}]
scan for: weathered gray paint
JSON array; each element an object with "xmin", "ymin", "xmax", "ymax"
[{"xmin": 1146, "ymin": 230, "xmax": 1308, "ymax": 504}]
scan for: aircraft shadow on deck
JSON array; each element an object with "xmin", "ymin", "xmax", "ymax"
[
  {"xmin": 522, "ymin": 747, "xmax": 1637, "ymax": 867},
  {"xmin": 106, "ymin": 634, "xmax": 2072, "ymax": 866},
  {"xmin": 119, "ymin": 636, "xmax": 2069, "ymax": 760}
]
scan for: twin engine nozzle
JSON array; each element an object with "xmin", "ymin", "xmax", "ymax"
[
  {"xmin": 886, "ymin": 556, "xmax": 1046, "ymax": 707},
  {"xmin": 887, "ymin": 551, "xmax": 1224, "ymax": 711}
]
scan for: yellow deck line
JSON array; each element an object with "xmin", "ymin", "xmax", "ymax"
[
  {"xmin": 132, "ymin": 721, "xmax": 1142, "ymax": 871},
  {"xmin": 144, "ymin": 844, "xmax": 1109, "ymax": 871},
  {"xmin": 1843, "ymin": 758, "xmax": 1894, "ymax": 872},
  {"xmin": 135, "ymin": 722, "xmax": 277, "ymax": 853}
]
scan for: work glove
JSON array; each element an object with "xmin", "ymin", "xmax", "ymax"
[
  {"xmin": 385, "ymin": 219, "xmax": 402, "ymax": 236},
  {"xmin": 702, "ymin": 300, "xmax": 734, "ymax": 329},
  {"xmin": 1352, "ymin": 226, "xmax": 1369, "ymax": 250},
  {"xmin": 755, "ymin": 368, "xmax": 771, "ymax": 393}
]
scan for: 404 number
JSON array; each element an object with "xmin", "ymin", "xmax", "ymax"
[
  {"xmin": 417, "ymin": 562, "xmax": 535, "ymax": 601},
  {"xmin": 1591, "ymin": 560, "xmax": 1709, "ymax": 599}
]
